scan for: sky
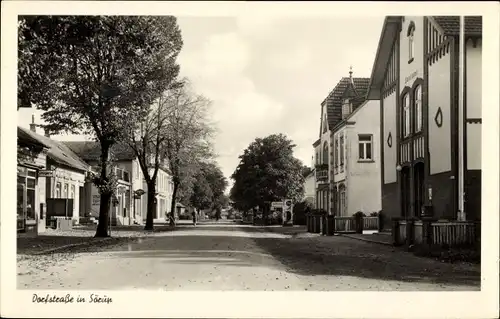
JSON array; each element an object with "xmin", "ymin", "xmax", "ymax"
[{"xmin": 17, "ymin": 16, "xmax": 385, "ymax": 191}]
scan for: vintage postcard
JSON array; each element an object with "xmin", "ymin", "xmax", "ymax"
[{"xmin": 1, "ymin": 1, "xmax": 499, "ymax": 318}]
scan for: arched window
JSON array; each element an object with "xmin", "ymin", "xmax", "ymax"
[
  {"xmin": 414, "ymin": 85, "xmax": 422, "ymax": 132},
  {"xmin": 402, "ymin": 93, "xmax": 410, "ymax": 138},
  {"xmin": 407, "ymin": 21, "xmax": 415, "ymax": 63},
  {"xmin": 322, "ymin": 142, "xmax": 329, "ymax": 165}
]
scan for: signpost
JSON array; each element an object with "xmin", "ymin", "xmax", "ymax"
[{"xmin": 271, "ymin": 201, "xmax": 283, "ymax": 208}]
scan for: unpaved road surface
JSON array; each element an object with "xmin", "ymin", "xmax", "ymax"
[{"xmin": 17, "ymin": 225, "xmax": 480, "ymax": 291}]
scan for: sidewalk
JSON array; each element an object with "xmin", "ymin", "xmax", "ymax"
[{"xmin": 338, "ymin": 232, "xmax": 393, "ymax": 246}]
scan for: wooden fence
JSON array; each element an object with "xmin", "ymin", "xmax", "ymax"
[
  {"xmin": 305, "ymin": 214, "xmax": 381, "ymax": 235},
  {"xmin": 393, "ymin": 219, "xmax": 480, "ymax": 248}
]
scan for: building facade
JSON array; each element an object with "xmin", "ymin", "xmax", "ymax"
[
  {"xmin": 313, "ymin": 71, "xmax": 374, "ymax": 216},
  {"xmin": 17, "ymin": 127, "xmax": 49, "ymax": 234},
  {"xmin": 65, "ymin": 141, "xmax": 174, "ymax": 225},
  {"xmin": 331, "ymin": 98, "xmax": 382, "ymax": 217},
  {"xmin": 367, "ymin": 16, "xmax": 482, "ymax": 222},
  {"xmin": 303, "ymin": 169, "xmax": 316, "ymax": 206}
]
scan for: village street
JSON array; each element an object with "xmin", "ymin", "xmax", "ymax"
[{"xmin": 17, "ymin": 224, "xmax": 480, "ymax": 291}]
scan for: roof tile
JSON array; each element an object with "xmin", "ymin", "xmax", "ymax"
[{"xmin": 433, "ymin": 16, "xmax": 482, "ymax": 36}]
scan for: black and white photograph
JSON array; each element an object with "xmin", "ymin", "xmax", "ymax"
[{"xmin": 1, "ymin": 1, "xmax": 499, "ymax": 318}]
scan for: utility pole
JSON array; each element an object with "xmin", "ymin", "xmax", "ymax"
[{"xmin": 458, "ymin": 16, "xmax": 466, "ymax": 221}]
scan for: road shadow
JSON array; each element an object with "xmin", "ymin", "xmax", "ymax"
[
  {"xmin": 249, "ymin": 236, "xmax": 480, "ymax": 288},
  {"xmin": 99, "ymin": 227, "xmax": 480, "ymax": 289}
]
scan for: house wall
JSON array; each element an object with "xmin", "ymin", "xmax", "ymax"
[
  {"xmin": 346, "ymin": 100, "xmax": 382, "ymax": 215},
  {"xmin": 465, "ymin": 38, "xmax": 482, "ymax": 220},
  {"xmin": 303, "ymin": 173, "xmax": 315, "ymax": 204},
  {"xmin": 400, "ymin": 16, "xmax": 425, "ymax": 91},
  {"xmin": 382, "ymin": 93, "xmax": 397, "ymax": 184},
  {"xmin": 428, "ymin": 53, "xmax": 452, "ymax": 175},
  {"xmin": 45, "ymin": 163, "xmax": 86, "ymax": 224},
  {"xmin": 17, "ymin": 150, "xmax": 47, "ymax": 234}
]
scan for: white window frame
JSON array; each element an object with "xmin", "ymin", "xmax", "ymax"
[
  {"xmin": 403, "ymin": 93, "xmax": 410, "ymax": 138},
  {"xmin": 358, "ymin": 134, "xmax": 373, "ymax": 161},
  {"xmin": 55, "ymin": 182, "xmax": 61, "ymax": 198},
  {"xmin": 408, "ymin": 27, "xmax": 415, "ymax": 62},
  {"xmin": 414, "ymin": 85, "xmax": 423, "ymax": 132}
]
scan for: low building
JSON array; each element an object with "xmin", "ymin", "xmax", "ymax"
[
  {"xmin": 17, "ymin": 126, "xmax": 49, "ymax": 234},
  {"xmin": 65, "ymin": 141, "xmax": 174, "ymax": 225},
  {"xmin": 24, "ymin": 119, "xmax": 91, "ymax": 226}
]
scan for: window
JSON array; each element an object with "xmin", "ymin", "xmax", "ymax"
[
  {"xmin": 358, "ymin": 135, "xmax": 373, "ymax": 160},
  {"xmin": 402, "ymin": 93, "xmax": 410, "ymax": 138},
  {"xmin": 322, "ymin": 142, "xmax": 329, "ymax": 165},
  {"xmin": 70, "ymin": 184, "xmax": 75, "ymax": 199},
  {"xmin": 339, "ymin": 135, "xmax": 344, "ymax": 166},
  {"xmin": 414, "ymin": 85, "xmax": 423, "ymax": 132},
  {"xmin": 17, "ymin": 168, "xmax": 37, "ymax": 220},
  {"xmin": 407, "ymin": 22, "xmax": 415, "ymax": 63},
  {"xmin": 334, "ymin": 138, "xmax": 339, "ymax": 168},
  {"xmin": 55, "ymin": 182, "xmax": 61, "ymax": 198},
  {"xmin": 63, "ymin": 183, "xmax": 68, "ymax": 198}
]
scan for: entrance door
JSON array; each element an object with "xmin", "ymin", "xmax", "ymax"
[
  {"xmin": 401, "ymin": 167, "xmax": 411, "ymax": 218},
  {"xmin": 413, "ymin": 162, "xmax": 425, "ymax": 217}
]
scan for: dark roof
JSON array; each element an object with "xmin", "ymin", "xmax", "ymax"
[
  {"xmin": 63, "ymin": 141, "xmax": 136, "ymax": 162},
  {"xmin": 322, "ymin": 77, "xmax": 370, "ymax": 130},
  {"xmin": 432, "ymin": 16, "xmax": 482, "ymax": 36},
  {"xmin": 18, "ymin": 127, "xmax": 89, "ymax": 172},
  {"xmin": 18, "ymin": 127, "xmax": 50, "ymax": 149}
]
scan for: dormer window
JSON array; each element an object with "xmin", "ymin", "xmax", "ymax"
[
  {"xmin": 407, "ymin": 21, "xmax": 415, "ymax": 64},
  {"xmin": 342, "ymin": 99, "xmax": 352, "ymax": 120}
]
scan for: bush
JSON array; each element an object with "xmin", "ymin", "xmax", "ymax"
[{"xmin": 292, "ymin": 201, "xmax": 314, "ymax": 225}]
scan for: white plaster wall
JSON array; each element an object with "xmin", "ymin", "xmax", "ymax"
[
  {"xmin": 428, "ymin": 53, "xmax": 452, "ymax": 174},
  {"xmin": 467, "ymin": 124, "xmax": 481, "ymax": 170},
  {"xmin": 346, "ymin": 100, "xmax": 382, "ymax": 215},
  {"xmin": 466, "ymin": 39, "xmax": 481, "ymax": 170},
  {"xmin": 383, "ymin": 92, "xmax": 397, "ymax": 183},
  {"xmin": 466, "ymin": 39, "xmax": 482, "ymax": 119},
  {"xmin": 52, "ymin": 168, "xmax": 85, "ymax": 223},
  {"xmin": 400, "ymin": 16, "xmax": 424, "ymax": 90}
]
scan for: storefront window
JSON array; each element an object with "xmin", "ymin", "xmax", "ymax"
[
  {"xmin": 56, "ymin": 182, "xmax": 61, "ymax": 198},
  {"xmin": 17, "ymin": 167, "xmax": 37, "ymax": 220}
]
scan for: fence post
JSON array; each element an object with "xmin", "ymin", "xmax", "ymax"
[
  {"xmin": 406, "ymin": 219, "xmax": 414, "ymax": 249},
  {"xmin": 422, "ymin": 218, "xmax": 433, "ymax": 249},
  {"xmin": 378, "ymin": 212, "xmax": 384, "ymax": 232},
  {"xmin": 392, "ymin": 218, "xmax": 400, "ymax": 246}
]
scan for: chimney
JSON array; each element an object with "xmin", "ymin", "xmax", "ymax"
[
  {"xmin": 29, "ymin": 114, "xmax": 36, "ymax": 133},
  {"xmin": 44, "ymin": 128, "xmax": 51, "ymax": 138}
]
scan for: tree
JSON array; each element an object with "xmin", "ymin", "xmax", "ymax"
[
  {"xmin": 18, "ymin": 16, "xmax": 183, "ymax": 237},
  {"xmin": 190, "ymin": 169, "xmax": 213, "ymax": 214},
  {"xmin": 302, "ymin": 165, "xmax": 313, "ymax": 178},
  {"xmin": 162, "ymin": 83, "xmax": 215, "ymax": 221},
  {"xmin": 123, "ymin": 81, "xmax": 184, "ymax": 231},
  {"xmin": 230, "ymin": 133, "xmax": 305, "ymax": 221},
  {"xmin": 188, "ymin": 161, "xmax": 228, "ymax": 217}
]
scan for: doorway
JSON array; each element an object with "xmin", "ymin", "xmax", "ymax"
[
  {"xmin": 413, "ymin": 162, "xmax": 425, "ymax": 217},
  {"xmin": 400, "ymin": 166, "xmax": 411, "ymax": 218}
]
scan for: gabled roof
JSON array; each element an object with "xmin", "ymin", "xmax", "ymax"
[
  {"xmin": 432, "ymin": 16, "xmax": 482, "ymax": 36},
  {"xmin": 18, "ymin": 127, "xmax": 50, "ymax": 149},
  {"xmin": 64, "ymin": 141, "xmax": 136, "ymax": 162},
  {"xmin": 322, "ymin": 77, "xmax": 371, "ymax": 130},
  {"xmin": 18, "ymin": 127, "xmax": 89, "ymax": 172}
]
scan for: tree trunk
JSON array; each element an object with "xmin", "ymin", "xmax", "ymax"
[
  {"xmin": 144, "ymin": 181, "xmax": 156, "ymax": 231},
  {"xmin": 95, "ymin": 142, "xmax": 111, "ymax": 238},
  {"xmin": 169, "ymin": 181, "xmax": 180, "ymax": 222}
]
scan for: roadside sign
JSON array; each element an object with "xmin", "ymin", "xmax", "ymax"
[
  {"xmin": 271, "ymin": 201, "xmax": 283, "ymax": 208},
  {"xmin": 38, "ymin": 170, "xmax": 54, "ymax": 178}
]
